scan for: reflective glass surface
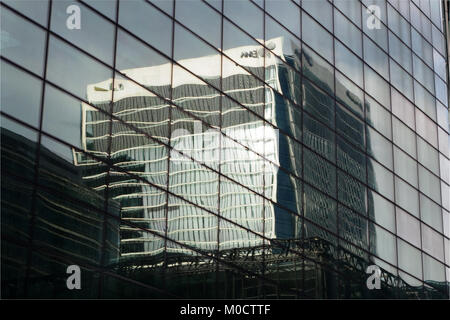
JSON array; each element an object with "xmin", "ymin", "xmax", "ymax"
[{"xmin": 1, "ymin": 0, "xmax": 449, "ymax": 300}]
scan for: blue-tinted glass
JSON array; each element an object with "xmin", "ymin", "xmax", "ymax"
[
  {"xmin": 302, "ymin": 12, "xmax": 333, "ymax": 63},
  {"xmin": 0, "ymin": 61, "xmax": 42, "ymax": 128},
  {"xmin": 335, "ymin": 41, "xmax": 363, "ymax": 88},
  {"xmin": 2, "ymin": 0, "xmax": 49, "ymax": 26},
  {"xmin": 334, "ymin": 0, "xmax": 362, "ymax": 27},
  {"xmin": 265, "ymin": 0, "xmax": 300, "ymax": 36},
  {"xmin": 334, "ymin": 9, "xmax": 362, "ymax": 57},
  {"xmin": 51, "ymin": 0, "xmax": 115, "ymax": 65},
  {"xmin": 119, "ymin": 0, "xmax": 172, "ymax": 56},
  {"xmin": 302, "ymin": 0, "xmax": 332, "ymax": 32},
  {"xmin": 1, "ymin": 7, "xmax": 46, "ymax": 75}
]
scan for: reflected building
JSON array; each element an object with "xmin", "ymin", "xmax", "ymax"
[
  {"xmin": 75, "ymin": 37, "xmax": 289, "ymax": 260},
  {"xmin": 76, "ymin": 36, "xmax": 376, "ymax": 294},
  {"xmin": 1, "ymin": 127, "xmax": 120, "ymax": 297}
]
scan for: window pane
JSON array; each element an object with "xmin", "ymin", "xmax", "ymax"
[
  {"xmin": 46, "ymin": 35, "xmax": 113, "ymax": 101},
  {"xmin": 304, "ymin": 185, "xmax": 337, "ymax": 233},
  {"xmin": 334, "ymin": 9, "xmax": 362, "ymax": 57},
  {"xmin": 334, "ymin": 0, "xmax": 361, "ymax": 27},
  {"xmin": 338, "ymin": 170, "xmax": 367, "ymax": 214},
  {"xmin": 396, "ymin": 207, "xmax": 421, "ymax": 247},
  {"xmin": 432, "ymin": 24, "xmax": 445, "ymax": 55},
  {"xmin": 335, "ymin": 41, "xmax": 363, "ymax": 87},
  {"xmin": 84, "ymin": 0, "xmax": 117, "ymax": 20},
  {"xmin": 370, "ymin": 223, "xmax": 397, "ymax": 266},
  {"xmin": 366, "ymin": 95, "xmax": 392, "ymax": 139},
  {"xmin": 417, "ymin": 136, "xmax": 439, "ymax": 175},
  {"xmin": 395, "ymin": 176, "xmax": 419, "ymax": 217},
  {"xmin": 415, "ymin": 108, "xmax": 438, "ymax": 148},
  {"xmin": 336, "ymin": 71, "xmax": 364, "ymax": 119},
  {"xmin": 302, "ymin": 0, "xmax": 332, "ymax": 32},
  {"xmin": 119, "ymin": 0, "xmax": 172, "ymax": 56},
  {"xmin": 174, "ymin": 24, "xmax": 220, "ymax": 87},
  {"xmin": 115, "ymin": 29, "xmax": 171, "ymax": 99},
  {"xmin": 265, "ymin": 0, "xmax": 300, "ymax": 36},
  {"xmin": 339, "ymin": 205, "xmax": 368, "ymax": 250},
  {"xmin": 433, "ymin": 49, "xmax": 446, "ymax": 80},
  {"xmin": 337, "ymin": 135, "xmax": 366, "ymax": 182},
  {"xmin": 303, "ymin": 112, "xmax": 335, "ymax": 161},
  {"xmin": 3, "ymin": 0, "xmax": 49, "ymax": 26},
  {"xmin": 414, "ymin": 81, "xmax": 436, "ymax": 121},
  {"xmin": 438, "ymin": 126, "xmax": 449, "ymax": 159},
  {"xmin": 368, "ymin": 189, "xmax": 395, "ymax": 232},
  {"xmin": 302, "ymin": 12, "xmax": 333, "ymax": 63},
  {"xmin": 437, "ymin": 101, "xmax": 449, "ymax": 132},
  {"xmin": 440, "ymin": 154, "xmax": 450, "ymax": 185},
  {"xmin": 387, "ymin": 3, "xmax": 411, "ymax": 46},
  {"xmin": 1, "ymin": 116, "xmax": 38, "ymax": 143},
  {"xmin": 393, "ymin": 117, "xmax": 416, "ymax": 157},
  {"xmin": 442, "ymin": 182, "xmax": 450, "ymax": 211},
  {"xmin": 398, "ymin": 239, "xmax": 422, "ymax": 279},
  {"xmin": 367, "ymin": 125, "xmax": 393, "ymax": 169},
  {"xmin": 423, "ymin": 254, "xmax": 446, "ymax": 283},
  {"xmin": 302, "ymin": 45, "xmax": 334, "ymax": 95},
  {"xmin": 303, "ymin": 149, "xmax": 336, "ymax": 197},
  {"xmin": 364, "ymin": 65, "xmax": 390, "ymax": 108},
  {"xmin": 224, "ymin": 0, "xmax": 263, "ymax": 41},
  {"xmin": 411, "ymin": 28, "xmax": 433, "ymax": 67},
  {"xmin": 148, "ymin": 0, "xmax": 173, "ymax": 15},
  {"xmin": 422, "ymin": 224, "xmax": 444, "ymax": 262},
  {"xmin": 175, "ymin": 0, "xmax": 221, "ymax": 49},
  {"xmin": 0, "ymin": 61, "xmax": 42, "ymax": 128},
  {"xmin": 1, "ymin": 7, "xmax": 46, "ymax": 75},
  {"xmin": 223, "ymin": 19, "xmax": 264, "ymax": 82},
  {"xmin": 363, "ymin": 35, "xmax": 389, "ymax": 81},
  {"xmin": 418, "ymin": 165, "xmax": 441, "ymax": 204},
  {"xmin": 42, "ymin": 84, "xmax": 85, "ymax": 151},
  {"xmin": 391, "ymin": 87, "xmax": 415, "ymax": 129},
  {"xmin": 368, "ymin": 158, "xmax": 394, "ymax": 201},
  {"xmin": 413, "ymin": 54, "xmax": 435, "ymax": 94},
  {"xmin": 303, "ymin": 78, "xmax": 334, "ymax": 128},
  {"xmin": 420, "ymin": 194, "xmax": 443, "ymax": 233},
  {"xmin": 265, "ymin": 14, "xmax": 301, "ymax": 67},
  {"xmin": 388, "ymin": 31, "xmax": 412, "ymax": 74},
  {"xmin": 435, "ymin": 74, "xmax": 448, "ymax": 107},
  {"xmin": 390, "ymin": 59, "xmax": 413, "ymax": 101},
  {"xmin": 51, "ymin": 0, "xmax": 115, "ymax": 65},
  {"xmin": 394, "ymin": 146, "xmax": 418, "ymax": 188}
]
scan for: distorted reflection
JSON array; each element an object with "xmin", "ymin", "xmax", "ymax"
[{"xmin": 2, "ymin": 7, "xmax": 448, "ymax": 296}]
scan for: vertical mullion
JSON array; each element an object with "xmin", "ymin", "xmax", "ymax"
[
  {"xmin": 97, "ymin": 0, "xmax": 120, "ymax": 298},
  {"xmin": 162, "ymin": 0, "xmax": 176, "ymax": 283},
  {"xmin": 331, "ymin": 1, "xmax": 340, "ymax": 300},
  {"xmin": 23, "ymin": 0, "xmax": 53, "ymax": 297},
  {"xmin": 215, "ymin": 0, "xmax": 224, "ymax": 299},
  {"xmin": 261, "ymin": 0, "xmax": 267, "ymax": 299}
]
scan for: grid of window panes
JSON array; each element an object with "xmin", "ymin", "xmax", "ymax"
[{"xmin": 1, "ymin": 0, "xmax": 449, "ymax": 299}]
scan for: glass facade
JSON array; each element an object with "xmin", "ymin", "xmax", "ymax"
[{"xmin": 1, "ymin": 0, "xmax": 449, "ymax": 299}]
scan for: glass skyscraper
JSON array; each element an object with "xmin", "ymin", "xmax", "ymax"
[{"xmin": 1, "ymin": 0, "xmax": 449, "ymax": 299}]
